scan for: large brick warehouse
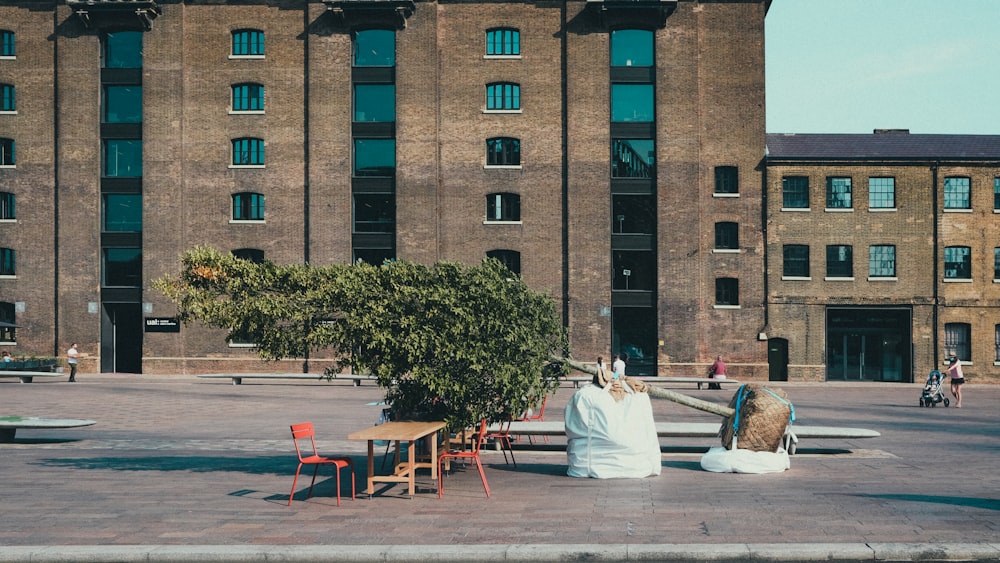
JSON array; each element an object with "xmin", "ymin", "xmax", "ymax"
[{"xmin": 1, "ymin": 0, "xmax": 998, "ymax": 382}]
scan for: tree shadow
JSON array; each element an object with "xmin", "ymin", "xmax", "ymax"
[
  {"xmin": 33, "ymin": 454, "xmax": 366, "ymax": 476},
  {"xmin": 854, "ymin": 493, "xmax": 1000, "ymax": 511}
]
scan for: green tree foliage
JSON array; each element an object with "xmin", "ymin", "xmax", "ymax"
[{"xmin": 155, "ymin": 246, "xmax": 567, "ymax": 430}]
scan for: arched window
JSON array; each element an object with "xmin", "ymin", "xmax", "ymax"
[
  {"xmin": 232, "ymin": 83, "xmax": 264, "ymax": 112},
  {"xmin": 0, "ymin": 192, "xmax": 14, "ymax": 220},
  {"xmin": 232, "ymin": 138, "xmax": 264, "ymax": 166},
  {"xmin": 487, "ymin": 249, "xmax": 521, "ymax": 276},
  {"xmin": 0, "ymin": 30, "xmax": 15, "ymax": 57},
  {"xmin": 0, "ymin": 84, "xmax": 13, "ymax": 112},
  {"xmin": 486, "ymin": 82, "xmax": 520, "ymax": 111},
  {"xmin": 715, "ymin": 278, "xmax": 739, "ymax": 307},
  {"xmin": 232, "ymin": 192, "xmax": 265, "ymax": 221},
  {"xmin": 486, "ymin": 192, "xmax": 520, "ymax": 222},
  {"xmin": 486, "ymin": 137, "xmax": 520, "ymax": 167},
  {"xmin": 232, "ymin": 248, "xmax": 265, "ymax": 263},
  {"xmin": 486, "ymin": 27, "xmax": 519, "ymax": 56},
  {"xmin": 0, "ymin": 138, "xmax": 14, "ymax": 166},
  {"xmin": 0, "ymin": 247, "xmax": 14, "ymax": 276},
  {"xmin": 232, "ymin": 29, "xmax": 264, "ymax": 57},
  {"xmin": 714, "ymin": 222, "xmax": 738, "ymax": 251}
]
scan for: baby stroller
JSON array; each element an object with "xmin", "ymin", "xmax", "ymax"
[{"xmin": 919, "ymin": 370, "xmax": 949, "ymax": 407}]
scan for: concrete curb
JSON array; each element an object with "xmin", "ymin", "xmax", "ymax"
[{"xmin": 3, "ymin": 543, "xmax": 1000, "ymax": 562}]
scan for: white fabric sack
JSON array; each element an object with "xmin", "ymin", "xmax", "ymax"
[
  {"xmin": 565, "ymin": 384, "xmax": 662, "ymax": 479},
  {"xmin": 699, "ymin": 445, "xmax": 790, "ymax": 474}
]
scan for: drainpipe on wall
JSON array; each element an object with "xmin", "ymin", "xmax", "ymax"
[
  {"xmin": 52, "ymin": 8, "xmax": 61, "ymax": 358},
  {"xmin": 931, "ymin": 162, "xmax": 940, "ymax": 367}
]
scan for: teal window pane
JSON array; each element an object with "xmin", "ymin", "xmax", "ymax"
[
  {"xmin": 104, "ymin": 140, "xmax": 142, "ymax": 177},
  {"xmin": 103, "ymin": 86, "xmax": 142, "ymax": 123},
  {"xmin": 0, "ymin": 84, "xmax": 13, "ymax": 111},
  {"xmin": 354, "ymin": 84, "xmax": 395, "ymax": 122},
  {"xmin": 611, "ymin": 84, "xmax": 654, "ymax": 122},
  {"xmin": 232, "ymin": 30, "xmax": 264, "ymax": 56},
  {"xmin": 354, "ymin": 30, "xmax": 395, "ymax": 67},
  {"xmin": 611, "ymin": 29, "xmax": 653, "ymax": 67},
  {"xmin": 103, "ymin": 194, "xmax": 142, "ymax": 231},
  {"xmin": 354, "ymin": 139, "xmax": 395, "ymax": 176},
  {"xmin": 103, "ymin": 32, "xmax": 142, "ymax": 69}
]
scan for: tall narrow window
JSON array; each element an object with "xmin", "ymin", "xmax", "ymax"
[
  {"xmin": 782, "ymin": 176, "xmax": 809, "ymax": 209},
  {"xmin": 485, "ymin": 28, "xmax": 519, "ymax": 57},
  {"xmin": 0, "ymin": 84, "xmax": 13, "ymax": 112},
  {"xmin": 826, "ymin": 245, "xmax": 853, "ymax": 278},
  {"xmin": 714, "ymin": 222, "xmax": 739, "ymax": 251},
  {"xmin": 715, "ymin": 278, "xmax": 739, "ymax": 306},
  {"xmin": 0, "ymin": 191, "xmax": 13, "ymax": 220},
  {"xmin": 487, "ymin": 249, "xmax": 521, "ymax": 276},
  {"xmin": 995, "ymin": 325, "xmax": 1000, "ymax": 362},
  {"xmin": 353, "ymin": 29, "xmax": 394, "ymax": 67},
  {"xmin": 612, "ymin": 195, "xmax": 655, "ymax": 235},
  {"xmin": 486, "ymin": 137, "xmax": 520, "ymax": 167},
  {"xmin": 103, "ymin": 140, "xmax": 142, "ymax": 177},
  {"xmin": 353, "ymin": 139, "xmax": 395, "ymax": 176},
  {"xmin": 0, "ymin": 301, "xmax": 14, "ymax": 343},
  {"xmin": 869, "ymin": 177, "xmax": 895, "ymax": 209},
  {"xmin": 613, "ymin": 251, "xmax": 655, "ymax": 291},
  {"xmin": 353, "ymin": 194, "xmax": 395, "ymax": 233},
  {"xmin": 944, "ymin": 246, "xmax": 971, "ymax": 279},
  {"xmin": 611, "ymin": 84, "xmax": 654, "ymax": 122},
  {"xmin": 610, "ymin": 29, "xmax": 653, "ymax": 67},
  {"xmin": 0, "ymin": 248, "xmax": 14, "ymax": 276},
  {"xmin": 353, "ymin": 84, "xmax": 395, "ymax": 122},
  {"xmin": 232, "ymin": 83, "xmax": 264, "ymax": 112},
  {"xmin": 486, "ymin": 82, "xmax": 520, "ymax": 111},
  {"xmin": 944, "ymin": 176, "xmax": 971, "ymax": 210},
  {"xmin": 715, "ymin": 166, "xmax": 738, "ymax": 195},
  {"xmin": 612, "ymin": 139, "xmax": 654, "ymax": 179},
  {"xmin": 102, "ymin": 194, "xmax": 142, "ymax": 231},
  {"xmin": 869, "ymin": 245, "xmax": 896, "ymax": 278},
  {"xmin": 826, "ymin": 177, "xmax": 852, "ymax": 209},
  {"xmin": 486, "ymin": 193, "xmax": 521, "ymax": 222},
  {"xmin": 103, "ymin": 248, "xmax": 141, "ymax": 287},
  {"xmin": 232, "ymin": 192, "xmax": 265, "ymax": 221},
  {"xmin": 232, "ymin": 29, "xmax": 264, "ymax": 57},
  {"xmin": 782, "ymin": 245, "xmax": 809, "ymax": 278},
  {"xmin": 994, "ymin": 248, "xmax": 1000, "ymax": 280},
  {"xmin": 0, "ymin": 30, "xmax": 14, "ymax": 57},
  {"xmin": 995, "ymin": 177, "xmax": 1000, "ymax": 211},
  {"xmin": 103, "ymin": 85, "xmax": 142, "ymax": 123},
  {"xmin": 231, "ymin": 138, "xmax": 264, "ymax": 166},
  {"xmin": 0, "ymin": 138, "xmax": 13, "ymax": 166},
  {"xmin": 103, "ymin": 32, "xmax": 142, "ymax": 69},
  {"xmin": 944, "ymin": 323, "xmax": 971, "ymax": 362}
]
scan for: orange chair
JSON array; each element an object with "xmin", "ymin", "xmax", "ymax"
[
  {"xmin": 485, "ymin": 418, "xmax": 516, "ymax": 467},
  {"xmin": 438, "ymin": 419, "xmax": 490, "ymax": 499},
  {"xmin": 288, "ymin": 422, "xmax": 355, "ymax": 506},
  {"xmin": 517, "ymin": 395, "xmax": 549, "ymax": 444}
]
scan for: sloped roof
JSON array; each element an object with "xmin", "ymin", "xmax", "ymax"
[{"xmin": 766, "ymin": 132, "xmax": 1000, "ymax": 161}]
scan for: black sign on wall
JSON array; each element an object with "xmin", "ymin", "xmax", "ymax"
[{"xmin": 144, "ymin": 317, "xmax": 180, "ymax": 333}]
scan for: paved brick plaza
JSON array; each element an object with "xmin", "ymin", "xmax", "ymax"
[{"xmin": 0, "ymin": 376, "xmax": 998, "ymax": 558}]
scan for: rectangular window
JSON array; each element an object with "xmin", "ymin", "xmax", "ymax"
[
  {"xmin": 611, "ymin": 29, "xmax": 653, "ymax": 67},
  {"xmin": 486, "ymin": 192, "xmax": 521, "ymax": 222},
  {"xmin": 782, "ymin": 176, "xmax": 809, "ymax": 209},
  {"xmin": 869, "ymin": 177, "xmax": 896, "ymax": 209},
  {"xmin": 353, "ymin": 194, "xmax": 395, "ymax": 233},
  {"xmin": 486, "ymin": 137, "xmax": 520, "ymax": 167},
  {"xmin": 826, "ymin": 177, "xmax": 852, "ymax": 209},
  {"xmin": 0, "ymin": 192, "xmax": 13, "ymax": 220},
  {"xmin": 103, "ymin": 32, "xmax": 142, "ymax": 69},
  {"xmin": 486, "ymin": 28, "xmax": 519, "ymax": 56},
  {"xmin": 945, "ymin": 323, "xmax": 971, "ymax": 362},
  {"xmin": 103, "ymin": 85, "xmax": 142, "ymax": 123},
  {"xmin": 232, "ymin": 192, "xmax": 265, "ymax": 221},
  {"xmin": 714, "ymin": 166, "xmax": 738, "ymax": 195},
  {"xmin": 232, "ymin": 138, "xmax": 264, "ymax": 166},
  {"xmin": 103, "ymin": 248, "xmax": 142, "ymax": 287},
  {"xmin": 353, "ymin": 84, "xmax": 395, "ymax": 122},
  {"xmin": 612, "ymin": 139, "xmax": 654, "ymax": 179},
  {"xmin": 0, "ymin": 138, "xmax": 14, "ymax": 166},
  {"xmin": 612, "ymin": 195, "xmax": 655, "ymax": 235},
  {"xmin": 0, "ymin": 248, "xmax": 14, "ymax": 276},
  {"xmin": 232, "ymin": 83, "xmax": 264, "ymax": 112},
  {"xmin": 714, "ymin": 222, "xmax": 738, "ymax": 250},
  {"xmin": 944, "ymin": 176, "xmax": 971, "ymax": 209},
  {"xmin": 783, "ymin": 244, "xmax": 809, "ymax": 278},
  {"xmin": 869, "ymin": 245, "xmax": 896, "ymax": 278},
  {"xmin": 353, "ymin": 29, "xmax": 394, "ymax": 67},
  {"xmin": 613, "ymin": 250, "xmax": 655, "ymax": 291},
  {"xmin": 486, "ymin": 82, "xmax": 520, "ymax": 111},
  {"xmin": 354, "ymin": 139, "xmax": 395, "ymax": 176},
  {"xmin": 994, "ymin": 248, "xmax": 1000, "ymax": 280},
  {"xmin": 232, "ymin": 29, "xmax": 264, "ymax": 57},
  {"xmin": 715, "ymin": 278, "xmax": 739, "ymax": 307},
  {"xmin": 994, "ymin": 178, "xmax": 1000, "ymax": 211},
  {"xmin": 0, "ymin": 301, "xmax": 14, "ymax": 343},
  {"xmin": 995, "ymin": 325, "xmax": 1000, "ymax": 362},
  {"xmin": 0, "ymin": 84, "xmax": 13, "ymax": 112},
  {"xmin": 102, "ymin": 194, "xmax": 142, "ymax": 232},
  {"xmin": 826, "ymin": 245, "xmax": 853, "ymax": 278},
  {"xmin": 944, "ymin": 246, "xmax": 971, "ymax": 279},
  {"xmin": 0, "ymin": 31, "xmax": 14, "ymax": 57},
  {"xmin": 103, "ymin": 140, "xmax": 142, "ymax": 177},
  {"xmin": 611, "ymin": 84, "xmax": 654, "ymax": 123}
]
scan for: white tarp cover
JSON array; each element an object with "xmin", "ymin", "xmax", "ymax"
[
  {"xmin": 565, "ymin": 384, "xmax": 662, "ymax": 479},
  {"xmin": 699, "ymin": 446, "xmax": 790, "ymax": 474}
]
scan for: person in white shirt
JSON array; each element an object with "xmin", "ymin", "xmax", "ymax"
[
  {"xmin": 67, "ymin": 343, "xmax": 79, "ymax": 382},
  {"xmin": 612, "ymin": 354, "xmax": 626, "ymax": 379}
]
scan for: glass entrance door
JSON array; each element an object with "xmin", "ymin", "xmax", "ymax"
[{"xmin": 826, "ymin": 307, "xmax": 911, "ymax": 382}]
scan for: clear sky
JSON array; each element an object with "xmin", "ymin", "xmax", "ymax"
[{"xmin": 765, "ymin": 0, "xmax": 1000, "ymax": 135}]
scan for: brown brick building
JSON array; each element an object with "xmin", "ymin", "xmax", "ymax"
[{"xmin": 3, "ymin": 1, "xmax": 995, "ymax": 383}]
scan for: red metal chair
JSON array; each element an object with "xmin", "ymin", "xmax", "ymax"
[
  {"xmin": 517, "ymin": 395, "xmax": 549, "ymax": 444},
  {"xmin": 288, "ymin": 422, "xmax": 355, "ymax": 506},
  {"xmin": 485, "ymin": 418, "xmax": 516, "ymax": 467},
  {"xmin": 438, "ymin": 419, "xmax": 490, "ymax": 499}
]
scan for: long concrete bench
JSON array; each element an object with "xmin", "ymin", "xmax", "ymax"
[
  {"xmin": 0, "ymin": 370, "xmax": 64, "ymax": 383},
  {"xmin": 197, "ymin": 373, "xmax": 377, "ymax": 386},
  {"xmin": 0, "ymin": 416, "xmax": 96, "ymax": 442},
  {"xmin": 560, "ymin": 376, "xmax": 740, "ymax": 389},
  {"xmin": 499, "ymin": 421, "xmax": 880, "ymax": 455}
]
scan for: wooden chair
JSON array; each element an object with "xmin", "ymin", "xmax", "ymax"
[
  {"xmin": 288, "ymin": 422, "xmax": 355, "ymax": 506},
  {"xmin": 438, "ymin": 419, "xmax": 490, "ymax": 499},
  {"xmin": 485, "ymin": 418, "xmax": 516, "ymax": 467}
]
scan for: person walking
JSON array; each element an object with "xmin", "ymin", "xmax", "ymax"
[
  {"xmin": 67, "ymin": 343, "xmax": 79, "ymax": 382},
  {"xmin": 946, "ymin": 355, "xmax": 964, "ymax": 408},
  {"xmin": 612, "ymin": 354, "xmax": 626, "ymax": 379},
  {"xmin": 708, "ymin": 355, "xmax": 727, "ymax": 390}
]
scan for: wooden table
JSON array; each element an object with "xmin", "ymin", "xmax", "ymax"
[{"xmin": 348, "ymin": 420, "xmax": 447, "ymax": 497}]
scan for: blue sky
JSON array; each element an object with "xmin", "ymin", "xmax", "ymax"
[{"xmin": 765, "ymin": 0, "xmax": 1000, "ymax": 135}]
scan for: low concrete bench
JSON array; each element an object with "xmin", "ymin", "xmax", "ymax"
[
  {"xmin": 499, "ymin": 421, "xmax": 879, "ymax": 455},
  {"xmin": 0, "ymin": 416, "xmax": 96, "ymax": 442},
  {"xmin": 198, "ymin": 373, "xmax": 377, "ymax": 386},
  {"xmin": 0, "ymin": 370, "xmax": 64, "ymax": 383},
  {"xmin": 559, "ymin": 376, "xmax": 739, "ymax": 389}
]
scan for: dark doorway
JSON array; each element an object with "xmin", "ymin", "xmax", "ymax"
[
  {"xmin": 101, "ymin": 302, "xmax": 143, "ymax": 373},
  {"xmin": 768, "ymin": 338, "xmax": 788, "ymax": 381},
  {"xmin": 611, "ymin": 307, "xmax": 657, "ymax": 376},
  {"xmin": 826, "ymin": 307, "xmax": 910, "ymax": 382}
]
